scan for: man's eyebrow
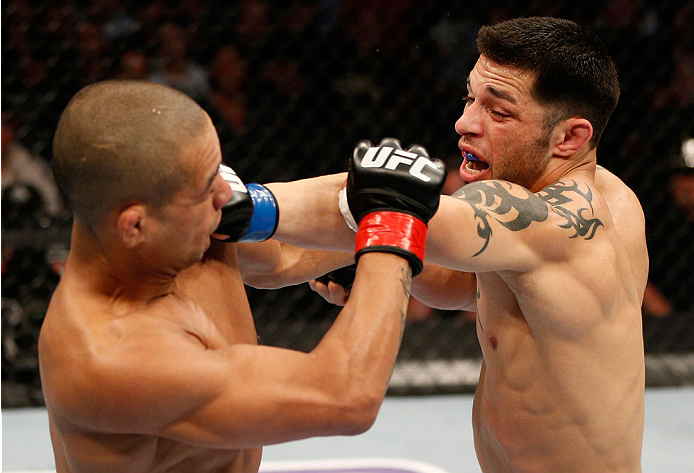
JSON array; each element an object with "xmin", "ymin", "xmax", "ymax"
[
  {"xmin": 486, "ymin": 85, "xmax": 517, "ymax": 104},
  {"xmin": 466, "ymin": 77, "xmax": 517, "ymax": 104},
  {"xmin": 204, "ymin": 167, "xmax": 218, "ymax": 191}
]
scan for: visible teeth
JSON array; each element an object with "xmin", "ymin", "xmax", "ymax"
[{"xmin": 465, "ymin": 161, "xmax": 483, "ymax": 174}]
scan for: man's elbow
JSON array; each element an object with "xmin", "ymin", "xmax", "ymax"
[
  {"xmin": 319, "ymin": 366, "xmax": 386, "ymax": 435},
  {"xmin": 335, "ymin": 389, "xmax": 383, "ymax": 435}
]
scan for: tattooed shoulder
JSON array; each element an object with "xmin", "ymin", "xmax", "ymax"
[
  {"xmin": 452, "ymin": 180, "xmax": 549, "ymax": 256},
  {"xmin": 537, "ymin": 180, "xmax": 603, "ymax": 239},
  {"xmin": 452, "ymin": 180, "xmax": 603, "ymax": 256}
]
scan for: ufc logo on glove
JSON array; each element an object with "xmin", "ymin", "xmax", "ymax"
[{"xmin": 360, "ymin": 147, "xmax": 439, "ymax": 182}]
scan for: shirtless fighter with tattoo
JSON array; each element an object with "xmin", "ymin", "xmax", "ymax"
[{"xmin": 271, "ymin": 17, "xmax": 647, "ymax": 473}]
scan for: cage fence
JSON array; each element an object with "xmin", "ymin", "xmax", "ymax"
[{"xmin": 2, "ymin": 0, "xmax": 694, "ymax": 407}]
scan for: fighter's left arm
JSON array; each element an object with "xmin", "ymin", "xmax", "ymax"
[{"xmin": 231, "ymin": 172, "xmax": 358, "ymax": 288}]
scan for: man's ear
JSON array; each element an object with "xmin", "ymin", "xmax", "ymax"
[
  {"xmin": 551, "ymin": 118, "xmax": 593, "ymax": 157},
  {"xmin": 117, "ymin": 205, "xmax": 146, "ymax": 249}
]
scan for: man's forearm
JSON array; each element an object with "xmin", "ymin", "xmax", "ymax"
[
  {"xmin": 240, "ymin": 241, "xmax": 355, "ymax": 289},
  {"xmin": 267, "ymin": 173, "xmax": 355, "ymax": 251}
]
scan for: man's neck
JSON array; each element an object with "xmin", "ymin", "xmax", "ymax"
[
  {"xmin": 66, "ymin": 222, "xmax": 177, "ymax": 303},
  {"xmin": 529, "ymin": 149, "xmax": 597, "ymax": 193}
]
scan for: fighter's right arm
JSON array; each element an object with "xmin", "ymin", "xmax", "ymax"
[{"xmin": 51, "ymin": 253, "xmax": 412, "ymax": 448}]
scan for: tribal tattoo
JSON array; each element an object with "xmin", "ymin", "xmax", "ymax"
[
  {"xmin": 537, "ymin": 180, "xmax": 604, "ymax": 239},
  {"xmin": 452, "ymin": 181, "xmax": 548, "ymax": 256},
  {"xmin": 452, "ymin": 180, "xmax": 603, "ymax": 256}
]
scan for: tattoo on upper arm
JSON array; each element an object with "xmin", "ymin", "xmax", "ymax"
[
  {"xmin": 452, "ymin": 181, "xmax": 548, "ymax": 256},
  {"xmin": 452, "ymin": 180, "xmax": 603, "ymax": 256}
]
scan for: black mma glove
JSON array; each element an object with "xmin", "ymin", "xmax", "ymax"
[
  {"xmin": 316, "ymin": 264, "xmax": 357, "ymax": 292},
  {"xmin": 348, "ymin": 138, "xmax": 446, "ymax": 276},
  {"xmin": 214, "ymin": 164, "xmax": 279, "ymax": 242}
]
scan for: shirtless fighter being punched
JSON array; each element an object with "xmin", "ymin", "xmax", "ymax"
[{"xmin": 38, "ymin": 79, "xmax": 446, "ymax": 472}]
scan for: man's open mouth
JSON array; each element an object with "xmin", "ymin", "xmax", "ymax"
[{"xmin": 463, "ymin": 151, "xmax": 489, "ymax": 175}]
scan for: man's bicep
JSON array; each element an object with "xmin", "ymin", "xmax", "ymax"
[
  {"xmin": 411, "ymin": 264, "xmax": 477, "ymax": 311},
  {"xmin": 237, "ymin": 240, "xmax": 282, "ymax": 277},
  {"xmin": 96, "ymin": 334, "xmax": 338, "ymax": 448},
  {"xmin": 425, "ymin": 182, "xmax": 551, "ymax": 272}
]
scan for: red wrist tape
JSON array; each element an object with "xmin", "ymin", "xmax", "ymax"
[{"xmin": 355, "ymin": 211, "xmax": 427, "ymax": 265}]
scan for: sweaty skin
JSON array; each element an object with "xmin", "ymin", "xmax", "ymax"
[
  {"xmin": 39, "ymin": 112, "xmax": 410, "ymax": 473},
  {"xmin": 296, "ymin": 165, "xmax": 647, "ymax": 473},
  {"xmin": 461, "ymin": 166, "xmax": 646, "ymax": 473},
  {"xmin": 270, "ymin": 56, "xmax": 647, "ymax": 473}
]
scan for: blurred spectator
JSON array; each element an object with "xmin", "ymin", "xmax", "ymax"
[
  {"xmin": 259, "ymin": 59, "xmax": 308, "ymax": 103},
  {"xmin": 115, "ymin": 49, "xmax": 150, "ymax": 80},
  {"xmin": 1, "ymin": 115, "xmax": 65, "ymax": 228},
  {"xmin": 642, "ymin": 137, "xmax": 694, "ymax": 316},
  {"xmin": 148, "ymin": 22, "xmax": 210, "ymax": 102},
  {"xmin": 209, "ymin": 45, "xmax": 249, "ymax": 135},
  {"xmin": 96, "ymin": 0, "xmax": 142, "ymax": 43},
  {"xmin": 670, "ymin": 160, "xmax": 694, "ymax": 220},
  {"xmin": 642, "ymin": 282, "xmax": 673, "ymax": 317},
  {"xmin": 75, "ymin": 20, "xmax": 110, "ymax": 84},
  {"xmin": 237, "ymin": 0, "xmax": 274, "ymax": 52},
  {"xmin": 652, "ymin": 3, "xmax": 694, "ymax": 109}
]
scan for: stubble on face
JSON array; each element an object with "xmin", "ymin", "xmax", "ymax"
[
  {"xmin": 493, "ymin": 128, "xmax": 553, "ymax": 190},
  {"xmin": 459, "ymin": 125, "xmax": 553, "ymax": 190}
]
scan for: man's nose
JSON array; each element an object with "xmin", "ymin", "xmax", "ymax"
[
  {"xmin": 215, "ymin": 178, "xmax": 233, "ymax": 210},
  {"xmin": 454, "ymin": 105, "xmax": 482, "ymax": 137}
]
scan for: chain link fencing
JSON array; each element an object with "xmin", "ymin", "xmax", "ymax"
[{"xmin": 2, "ymin": 0, "xmax": 693, "ymax": 407}]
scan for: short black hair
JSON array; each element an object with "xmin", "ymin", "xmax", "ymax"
[{"xmin": 477, "ymin": 17, "xmax": 620, "ymax": 147}]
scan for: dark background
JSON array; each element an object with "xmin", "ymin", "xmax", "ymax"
[{"xmin": 2, "ymin": 0, "xmax": 693, "ymax": 406}]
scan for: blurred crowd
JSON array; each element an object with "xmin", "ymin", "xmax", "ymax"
[{"xmin": 1, "ymin": 0, "xmax": 693, "ymax": 404}]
